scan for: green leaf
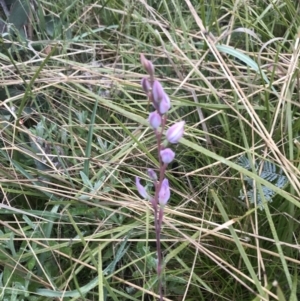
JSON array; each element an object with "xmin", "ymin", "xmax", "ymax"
[
  {"xmin": 44, "ymin": 15, "xmax": 72, "ymax": 39},
  {"xmin": 103, "ymin": 234, "xmax": 130, "ymax": 276},
  {"xmin": 80, "ymin": 171, "xmax": 93, "ymax": 189},
  {"xmin": 8, "ymin": 0, "xmax": 30, "ymax": 29},
  {"xmin": 44, "ymin": 15, "xmax": 61, "ymax": 38}
]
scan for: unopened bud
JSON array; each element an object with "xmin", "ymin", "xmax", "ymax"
[
  {"xmin": 148, "ymin": 111, "xmax": 162, "ymax": 129},
  {"xmin": 147, "ymin": 169, "xmax": 157, "ymax": 181},
  {"xmin": 158, "ymin": 178, "xmax": 170, "ymax": 206},
  {"xmin": 140, "ymin": 54, "xmax": 154, "ymax": 77},
  {"xmin": 158, "ymin": 93, "xmax": 171, "ymax": 114},
  {"xmin": 135, "ymin": 177, "xmax": 149, "ymax": 199},
  {"xmin": 160, "ymin": 148, "xmax": 175, "ymax": 164},
  {"xmin": 141, "ymin": 77, "xmax": 151, "ymax": 93},
  {"xmin": 152, "ymin": 80, "xmax": 165, "ymax": 104},
  {"xmin": 166, "ymin": 121, "xmax": 185, "ymax": 144}
]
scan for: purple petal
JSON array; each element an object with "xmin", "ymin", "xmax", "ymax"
[
  {"xmin": 148, "ymin": 111, "xmax": 162, "ymax": 129},
  {"xmin": 166, "ymin": 121, "xmax": 185, "ymax": 144},
  {"xmin": 140, "ymin": 54, "xmax": 154, "ymax": 77},
  {"xmin": 160, "ymin": 148, "xmax": 175, "ymax": 164},
  {"xmin": 158, "ymin": 178, "xmax": 170, "ymax": 206},
  {"xmin": 135, "ymin": 177, "xmax": 149, "ymax": 199},
  {"xmin": 141, "ymin": 77, "xmax": 151, "ymax": 93},
  {"xmin": 158, "ymin": 93, "xmax": 171, "ymax": 114},
  {"xmin": 147, "ymin": 168, "xmax": 157, "ymax": 181},
  {"xmin": 152, "ymin": 80, "xmax": 165, "ymax": 104}
]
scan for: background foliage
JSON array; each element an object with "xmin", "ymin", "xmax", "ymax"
[{"xmin": 0, "ymin": 0, "xmax": 300, "ymax": 300}]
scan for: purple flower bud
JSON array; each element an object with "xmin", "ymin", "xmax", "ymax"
[
  {"xmin": 160, "ymin": 148, "xmax": 175, "ymax": 164},
  {"xmin": 135, "ymin": 177, "xmax": 149, "ymax": 199},
  {"xmin": 166, "ymin": 121, "xmax": 185, "ymax": 144},
  {"xmin": 152, "ymin": 80, "xmax": 165, "ymax": 104},
  {"xmin": 158, "ymin": 178, "xmax": 170, "ymax": 206},
  {"xmin": 158, "ymin": 93, "xmax": 171, "ymax": 114},
  {"xmin": 148, "ymin": 111, "xmax": 162, "ymax": 129},
  {"xmin": 147, "ymin": 168, "xmax": 157, "ymax": 181},
  {"xmin": 140, "ymin": 54, "xmax": 154, "ymax": 77},
  {"xmin": 152, "ymin": 81, "xmax": 171, "ymax": 114},
  {"xmin": 141, "ymin": 77, "xmax": 151, "ymax": 93}
]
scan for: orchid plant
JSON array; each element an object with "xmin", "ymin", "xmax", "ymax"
[{"xmin": 136, "ymin": 54, "xmax": 185, "ymax": 300}]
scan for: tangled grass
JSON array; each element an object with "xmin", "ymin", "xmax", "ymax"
[{"xmin": 0, "ymin": 0, "xmax": 300, "ymax": 300}]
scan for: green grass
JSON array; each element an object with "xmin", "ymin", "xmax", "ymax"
[{"xmin": 0, "ymin": 0, "xmax": 300, "ymax": 300}]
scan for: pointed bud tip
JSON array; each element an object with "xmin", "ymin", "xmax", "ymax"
[
  {"xmin": 135, "ymin": 177, "xmax": 149, "ymax": 199},
  {"xmin": 140, "ymin": 54, "xmax": 154, "ymax": 77},
  {"xmin": 152, "ymin": 80, "xmax": 164, "ymax": 103},
  {"xmin": 147, "ymin": 169, "xmax": 157, "ymax": 181}
]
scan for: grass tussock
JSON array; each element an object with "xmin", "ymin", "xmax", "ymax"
[{"xmin": 0, "ymin": 0, "xmax": 300, "ymax": 300}]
